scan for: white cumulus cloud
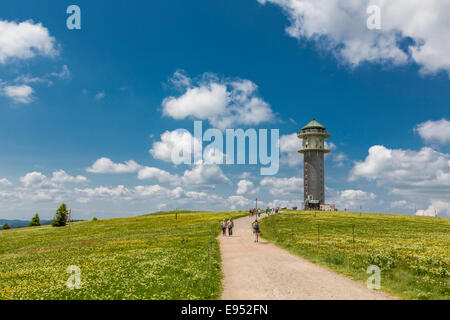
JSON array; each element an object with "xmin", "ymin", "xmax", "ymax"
[
  {"xmin": 87, "ymin": 158, "xmax": 142, "ymax": 174},
  {"xmin": 1, "ymin": 84, "xmax": 34, "ymax": 104},
  {"xmin": 267, "ymin": 199, "xmax": 302, "ymax": 209},
  {"xmin": 76, "ymin": 185, "xmax": 130, "ymax": 199},
  {"xmin": 20, "ymin": 172, "xmax": 47, "ymax": 187},
  {"xmin": 350, "ymin": 145, "xmax": 450, "ymax": 213},
  {"xmin": 182, "ymin": 164, "xmax": 231, "ymax": 186},
  {"xmin": 0, "ymin": 19, "xmax": 58, "ymax": 63},
  {"xmin": 0, "ymin": 178, "xmax": 12, "ymax": 186},
  {"xmin": 239, "ymin": 172, "xmax": 252, "ymax": 179},
  {"xmin": 150, "ymin": 129, "xmax": 201, "ymax": 164},
  {"xmin": 236, "ymin": 179, "xmax": 255, "ymax": 195},
  {"xmin": 280, "ymin": 133, "xmax": 302, "ymax": 167},
  {"xmin": 137, "ymin": 166, "xmax": 180, "ymax": 185},
  {"xmin": 134, "ymin": 185, "xmax": 178, "ymax": 198},
  {"xmin": 150, "ymin": 129, "xmax": 223, "ymax": 165},
  {"xmin": 415, "ymin": 119, "xmax": 450, "ymax": 144},
  {"xmin": 260, "ymin": 176, "xmax": 303, "ymax": 196},
  {"xmin": 50, "ymin": 65, "xmax": 71, "ymax": 79},
  {"xmin": 350, "ymin": 146, "xmax": 450, "ymax": 192},
  {"xmin": 51, "ymin": 170, "xmax": 87, "ymax": 184},
  {"xmin": 416, "ymin": 200, "xmax": 450, "ymax": 217},
  {"xmin": 162, "ymin": 71, "xmax": 274, "ymax": 129},
  {"xmin": 340, "ymin": 189, "xmax": 376, "ymax": 201},
  {"xmin": 258, "ymin": 0, "xmax": 450, "ymax": 75},
  {"xmin": 329, "ymin": 189, "xmax": 377, "ymax": 211},
  {"xmin": 228, "ymin": 195, "xmax": 252, "ymax": 210},
  {"xmin": 390, "ymin": 200, "xmax": 409, "ymax": 209}
]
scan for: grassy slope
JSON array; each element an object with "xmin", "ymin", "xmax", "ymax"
[
  {"xmin": 0, "ymin": 211, "xmax": 244, "ymax": 300},
  {"xmin": 259, "ymin": 210, "xmax": 450, "ymax": 300}
]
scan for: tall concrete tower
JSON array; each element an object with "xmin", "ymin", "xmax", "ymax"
[{"xmin": 298, "ymin": 119, "xmax": 330, "ymax": 209}]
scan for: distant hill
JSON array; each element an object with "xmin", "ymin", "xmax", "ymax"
[{"xmin": 0, "ymin": 219, "xmax": 52, "ymax": 229}]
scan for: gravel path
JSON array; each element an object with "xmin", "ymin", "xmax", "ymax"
[{"xmin": 219, "ymin": 215, "xmax": 394, "ymax": 300}]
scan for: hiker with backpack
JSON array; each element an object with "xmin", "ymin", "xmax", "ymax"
[{"xmin": 252, "ymin": 220, "xmax": 261, "ymax": 243}]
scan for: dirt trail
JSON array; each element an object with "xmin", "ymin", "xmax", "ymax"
[{"xmin": 219, "ymin": 215, "xmax": 394, "ymax": 300}]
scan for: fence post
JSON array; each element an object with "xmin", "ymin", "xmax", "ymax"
[
  {"xmin": 207, "ymin": 245, "xmax": 210, "ymax": 272},
  {"xmin": 208, "ymin": 222, "xmax": 212, "ymax": 297},
  {"xmin": 352, "ymin": 224, "xmax": 356, "ymax": 253},
  {"xmin": 317, "ymin": 224, "xmax": 320, "ymax": 254}
]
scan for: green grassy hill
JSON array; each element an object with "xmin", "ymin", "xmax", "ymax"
[
  {"xmin": 260, "ymin": 210, "xmax": 450, "ymax": 300},
  {"xmin": 0, "ymin": 211, "xmax": 244, "ymax": 300},
  {"xmin": 1, "ymin": 210, "xmax": 448, "ymax": 300}
]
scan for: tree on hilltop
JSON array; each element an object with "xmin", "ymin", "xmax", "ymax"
[
  {"xmin": 2, "ymin": 223, "xmax": 11, "ymax": 230},
  {"xmin": 52, "ymin": 204, "xmax": 68, "ymax": 227},
  {"xmin": 29, "ymin": 213, "xmax": 41, "ymax": 227}
]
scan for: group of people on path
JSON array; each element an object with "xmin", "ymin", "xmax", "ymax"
[
  {"xmin": 221, "ymin": 217, "xmax": 261, "ymax": 243},
  {"xmin": 248, "ymin": 207, "xmax": 280, "ymax": 242},
  {"xmin": 222, "ymin": 207, "xmax": 281, "ymax": 243},
  {"xmin": 221, "ymin": 218, "xmax": 234, "ymax": 236},
  {"xmin": 248, "ymin": 207, "xmax": 279, "ymax": 218}
]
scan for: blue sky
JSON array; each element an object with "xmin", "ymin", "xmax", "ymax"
[{"xmin": 0, "ymin": 0, "xmax": 449, "ymax": 220}]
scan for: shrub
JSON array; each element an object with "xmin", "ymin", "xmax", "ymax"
[
  {"xmin": 52, "ymin": 203, "xmax": 68, "ymax": 227},
  {"xmin": 92, "ymin": 217, "xmax": 98, "ymax": 221},
  {"xmin": 2, "ymin": 223, "xmax": 11, "ymax": 230},
  {"xmin": 29, "ymin": 213, "xmax": 41, "ymax": 227}
]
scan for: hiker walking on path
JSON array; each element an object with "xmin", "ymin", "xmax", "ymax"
[
  {"xmin": 252, "ymin": 220, "xmax": 261, "ymax": 243},
  {"xmin": 221, "ymin": 219, "xmax": 227, "ymax": 236},
  {"xmin": 227, "ymin": 219, "xmax": 234, "ymax": 236}
]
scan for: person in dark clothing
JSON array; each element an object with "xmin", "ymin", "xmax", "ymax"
[{"xmin": 227, "ymin": 219, "xmax": 234, "ymax": 236}]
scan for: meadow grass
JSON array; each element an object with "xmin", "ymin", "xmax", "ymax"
[
  {"xmin": 259, "ymin": 210, "xmax": 450, "ymax": 300},
  {"xmin": 0, "ymin": 210, "xmax": 245, "ymax": 300}
]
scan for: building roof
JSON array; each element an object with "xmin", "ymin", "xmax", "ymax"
[{"xmin": 302, "ymin": 118, "xmax": 326, "ymax": 130}]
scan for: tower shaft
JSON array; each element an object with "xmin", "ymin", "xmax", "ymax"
[{"xmin": 304, "ymin": 151, "xmax": 325, "ymax": 203}]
